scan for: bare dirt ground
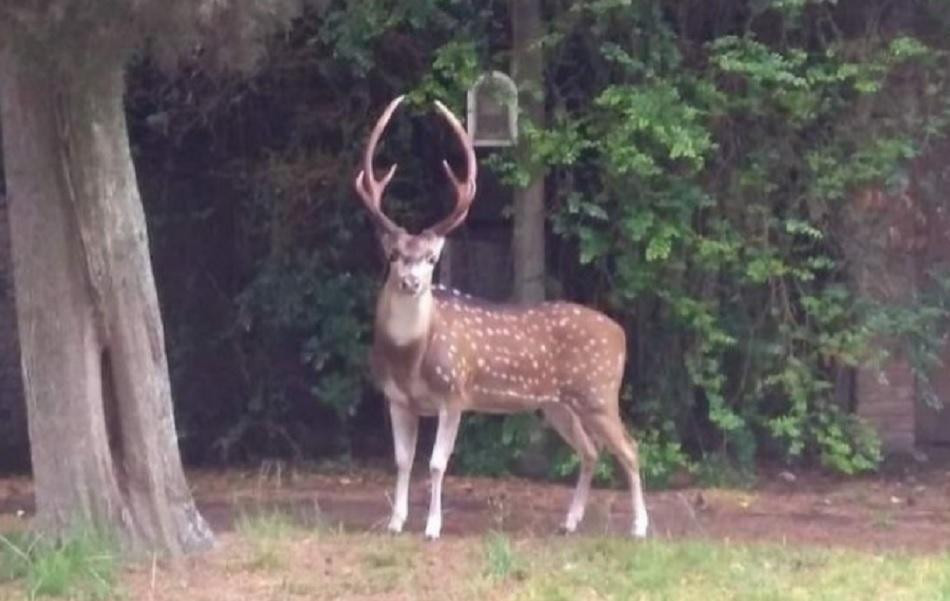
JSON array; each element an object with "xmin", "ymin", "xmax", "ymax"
[{"xmin": 4, "ymin": 456, "xmax": 948, "ymax": 554}]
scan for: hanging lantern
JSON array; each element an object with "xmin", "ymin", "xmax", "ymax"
[{"xmin": 466, "ymin": 71, "xmax": 518, "ymax": 147}]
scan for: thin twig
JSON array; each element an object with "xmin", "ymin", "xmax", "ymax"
[
  {"xmin": 677, "ymin": 491, "xmax": 707, "ymax": 535},
  {"xmin": 148, "ymin": 552, "xmax": 157, "ymax": 601},
  {"xmin": 0, "ymin": 533, "xmax": 29, "ymax": 564}
]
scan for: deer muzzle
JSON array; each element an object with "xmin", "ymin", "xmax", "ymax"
[{"xmin": 399, "ymin": 274, "xmax": 423, "ymax": 296}]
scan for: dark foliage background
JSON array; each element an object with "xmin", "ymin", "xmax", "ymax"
[{"xmin": 5, "ymin": 0, "xmax": 950, "ymax": 483}]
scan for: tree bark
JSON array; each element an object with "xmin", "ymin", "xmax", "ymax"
[
  {"xmin": 0, "ymin": 48, "xmax": 213, "ymax": 555},
  {"xmin": 0, "ymin": 193, "xmax": 28, "ymax": 471},
  {"xmin": 510, "ymin": 0, "xmax": 549, "ymax": 475},
  {"xmin": 511, "ymin": 0, "xmax": 546, "ymax": 304}
]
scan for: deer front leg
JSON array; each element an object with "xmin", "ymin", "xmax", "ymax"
[
  {"xmin": 387, "ymin": 400, "xmax": 419, "ymax": 533},
  {"xmin": 425, "ymin": 406, "xmax": 462, "ymax": 540}
]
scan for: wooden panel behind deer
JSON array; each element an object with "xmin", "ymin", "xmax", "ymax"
[{"xmin": 355, "ymin": 96, "xmax": 648, "ymax": 540}]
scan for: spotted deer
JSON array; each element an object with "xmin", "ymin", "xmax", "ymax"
[{"xmin": 355, "ymin": 96, "xmax": 648, "ymax": 540}]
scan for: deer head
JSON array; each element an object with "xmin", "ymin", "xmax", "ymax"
[{"xmin": 353, "ymin": 96, "xmax": 477, "ymax": 297}]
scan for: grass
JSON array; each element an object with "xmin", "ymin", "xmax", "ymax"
[
  {"xmin": 3, "ymin": 525, "xmax": 950, "ymax": 600},
  {"xmin": 483, "ymin": 531, "xmax": 525, "ymax": 581},
  {"xmin": 215, "ymin": 529, "xmax": 950, "ymax": 601},
  {"xmin": 234, "ymin": 508, "xmax": 308, "ymax": 571},
  {"xmin": 353, "ymin": 538, "xmax": 419, "ymax": 596},
  {"xmin": 503, "ymin": 538, "xmax": 950, "ymax": 601},
  {"xmin": 0, "ymin": 527, "xmax": 118, "ymax": 600},
  {"xmin": 234, "ymin": 508, "xmax": 300, "ymax": 542}
]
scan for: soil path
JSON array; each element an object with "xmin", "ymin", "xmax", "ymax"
[{"xmin": 2, "ymin": 461, "xmax": 949, "ymax": 553}]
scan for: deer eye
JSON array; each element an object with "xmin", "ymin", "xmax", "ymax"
[
  {"xmin": 426, "ymin": 254, "xmax": 437, "ymax": 265},
  {"xmin": 388, "ymin": 252, "xmax": 401, "ymax": 263}
]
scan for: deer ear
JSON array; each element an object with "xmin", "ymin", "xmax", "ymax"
[{"xmin": 429, "ymin": 236, "xmax": 446, "ymax": 257}]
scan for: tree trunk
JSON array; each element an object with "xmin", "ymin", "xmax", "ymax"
[
  {"xmin": 511, "ymin": 0, "xmax": 546, "ymax": 304},
  {"xmin": 0, "ymin": 48, "xmax": 213, "ymax": 555},
  {"xmin": 510, "ymin": 0, "xmax": 549, "ymax": 476},
  {"xmin": 0, "ymin": 193, "xmax": 28, "ymax": 471}
]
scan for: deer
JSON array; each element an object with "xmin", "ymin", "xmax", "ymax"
[{"xmin": 354, "ymin": 95, "xmax": 649, "ymax": 540}]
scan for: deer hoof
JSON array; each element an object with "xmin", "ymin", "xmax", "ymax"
[
  {"xmin": 557, "ymin": 524, "xmax": 577, "ymax": 536},
  {"xmin": 424, "ymin": 522, "xmax": 441, "ymax": 540},
  {"xmin": 632, "ymin": 522, "xmax": 648, "ymax": 539}
]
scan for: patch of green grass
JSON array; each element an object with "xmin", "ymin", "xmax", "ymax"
[
  {"xmin": 235, "ymin": 509, "xmax": 304, "ymax": 572},
  {"xmin": 0, "ymin": 527, "xmax": 118, "ymax": 600},
  {"xmin": 0, "ymin": 531, "xmax": 31, "ymax": 584},
  {"xmin": 502, "ymin": 538, "xmax": 950, "ymax": 601},
  {"xmin": 483, "ymin": 531, "xmax": 524, "ymax": 581},
  {"xmin": 235, "ymin": 509, "xmax": 299, "ymax": 541}
]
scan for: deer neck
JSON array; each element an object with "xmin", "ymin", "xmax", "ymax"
[{"xmin": 377, "ymin": 281, "xmax": 435, "ymax": 348}]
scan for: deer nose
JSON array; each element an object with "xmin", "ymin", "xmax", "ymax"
[{"xmin": 400, "ymin": 276, "xmax": 422, "ymax": 295}]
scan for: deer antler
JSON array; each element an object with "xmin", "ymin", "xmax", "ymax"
[
  {"xmin": 354, "ymin": 95, "xmax": 405, "ymax": 235},
  {"xmin": 425, "ymin": 100, "xmax": 478, "ymax": 237}
]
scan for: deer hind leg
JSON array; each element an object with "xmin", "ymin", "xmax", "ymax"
[
  {"xmin": 425, "ymin": 405, "xmax": 462, "ymax": 540},
  {"xmin": 542, "ymin": 404, "xmax": 598, "ymax": 534},
  {"xmin": 582, "ymin": 410, "xmax": 649, "ymax": 538},
  {"xmin": 387, "ymin": 400, "xmax": 419, "ymax": 533}
]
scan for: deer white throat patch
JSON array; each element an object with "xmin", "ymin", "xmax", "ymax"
[{"xmin": 383, "ymin": 289, "xmax": 433, "ymax": 346}]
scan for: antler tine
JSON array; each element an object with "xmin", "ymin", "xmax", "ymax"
[
  {"xmin": 426, "ymin": 99, "xmax": 478, "ymax": 237},
  {"xmin": 355, "ymin": 95, "xmax": 406, "ymax": 234}
]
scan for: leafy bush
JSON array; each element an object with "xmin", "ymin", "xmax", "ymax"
[
  {"xmin": 454, "ymin": 414, "xmax": 537, "ymax": 477},
  {"xmin": 638, "ymin": 428, "xmax": 695, "ymax": 489},
  {"xmin": 129, "ymin": 1, "xmax": 950, "ymax": 478}
]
